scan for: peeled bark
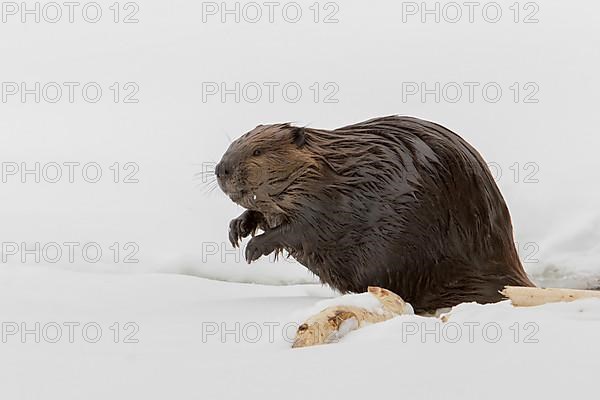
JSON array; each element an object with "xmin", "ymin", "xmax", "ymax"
[
  {"xmin": 292, "ymin": 287, "xmax": 411, "ymax": 348},
  {"xmin": 501, "ymin": 286, "xmax": 600, "ymax": 307}
]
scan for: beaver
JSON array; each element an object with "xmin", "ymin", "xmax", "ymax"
[{"xmin": 215, "ymin": 116, "xmax": 534, "ymax": 312}]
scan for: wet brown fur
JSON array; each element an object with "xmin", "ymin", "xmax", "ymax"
[{"xmin": 216, "ymin": 116, "xmax": 534, "ymax": 313}]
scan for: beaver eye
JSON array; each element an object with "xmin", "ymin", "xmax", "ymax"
[{"xmin": 253, "ymin": 149, "xmax": 262, "ymax": 156}]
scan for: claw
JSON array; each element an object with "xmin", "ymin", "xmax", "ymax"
[
  {"xmin": 229, "ymin": 219, "xmax": 242, "ymax": 248},
  {"xmin": 244, "ymin": 239, "xmax": 262, "ymax": 264},
  {"xmin": 244, "ymin": 244, "xmax": 252, "ymax": 263},
  {"xmin": 228, "ymin": 220, "xmax": 239, "ymax": 248},
  {"xmin": 228, "ymin": 210, "xmax": 264, "ymax": 250}
]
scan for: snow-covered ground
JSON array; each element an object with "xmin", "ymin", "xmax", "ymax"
[{"xmin": 2, "ymin": 266, "xmax": 600, "ymax": 399}]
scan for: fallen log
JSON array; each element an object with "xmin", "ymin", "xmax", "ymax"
[
  {"xmin": 292, "ymin": 286, "xmax": 412, "ymax": 348},
  {"xmin": 293, "ymin": 285, "xmax": 600, "ymax": 348},
  {"xmin": 501, "ymin": 286, "xmax": 600, "ymax": 307}
]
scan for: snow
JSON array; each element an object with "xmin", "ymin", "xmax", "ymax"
[
  {"xmin": 293, "ymin": 292, "xmax": 387, "ymax": 320},
  {"xmin": 2, "ymin": 266, "xmax": 600, "ymax": 399}
]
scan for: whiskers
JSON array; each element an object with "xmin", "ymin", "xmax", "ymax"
[{"xmin": 193, "ymin": 164, "xmax": 221, "ymax": 196}]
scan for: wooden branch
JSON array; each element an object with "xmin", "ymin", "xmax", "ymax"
[
  {"xmin": 501, "ymin": 286, "xmax": 600, "ymax": 307},
  {"xmin": 292, "ymin": 287, "xmax": 411, "ymax": 348},
  {"xmin": 292, "ymin": 285, "xmax": 600, "ymax": 348}
]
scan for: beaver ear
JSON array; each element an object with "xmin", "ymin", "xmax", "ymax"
[{"xmin": 291, "ymin": 127, "xmax": 306, "ymax": 147}]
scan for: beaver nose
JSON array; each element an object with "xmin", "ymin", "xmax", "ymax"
[{"xmin": 215, "ymin": 161, "xmax": 231, "ymax": 178}]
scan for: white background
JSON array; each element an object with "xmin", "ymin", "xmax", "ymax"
[{"xmin": 1, "ymin": 0, "xmax": 599, "ymax": 285}]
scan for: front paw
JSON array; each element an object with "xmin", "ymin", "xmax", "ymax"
[
  {"xmin": 245, "ymin": 236, "xmax": 275, "ymax": 264},
  {"xmin": 229, "ymin": 211, "xmax": 261, "ymax": 248}
]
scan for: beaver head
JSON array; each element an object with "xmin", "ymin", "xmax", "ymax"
[{"xmin": 216, "ymin": 123, "xmax": 323, "ymax": 219}]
